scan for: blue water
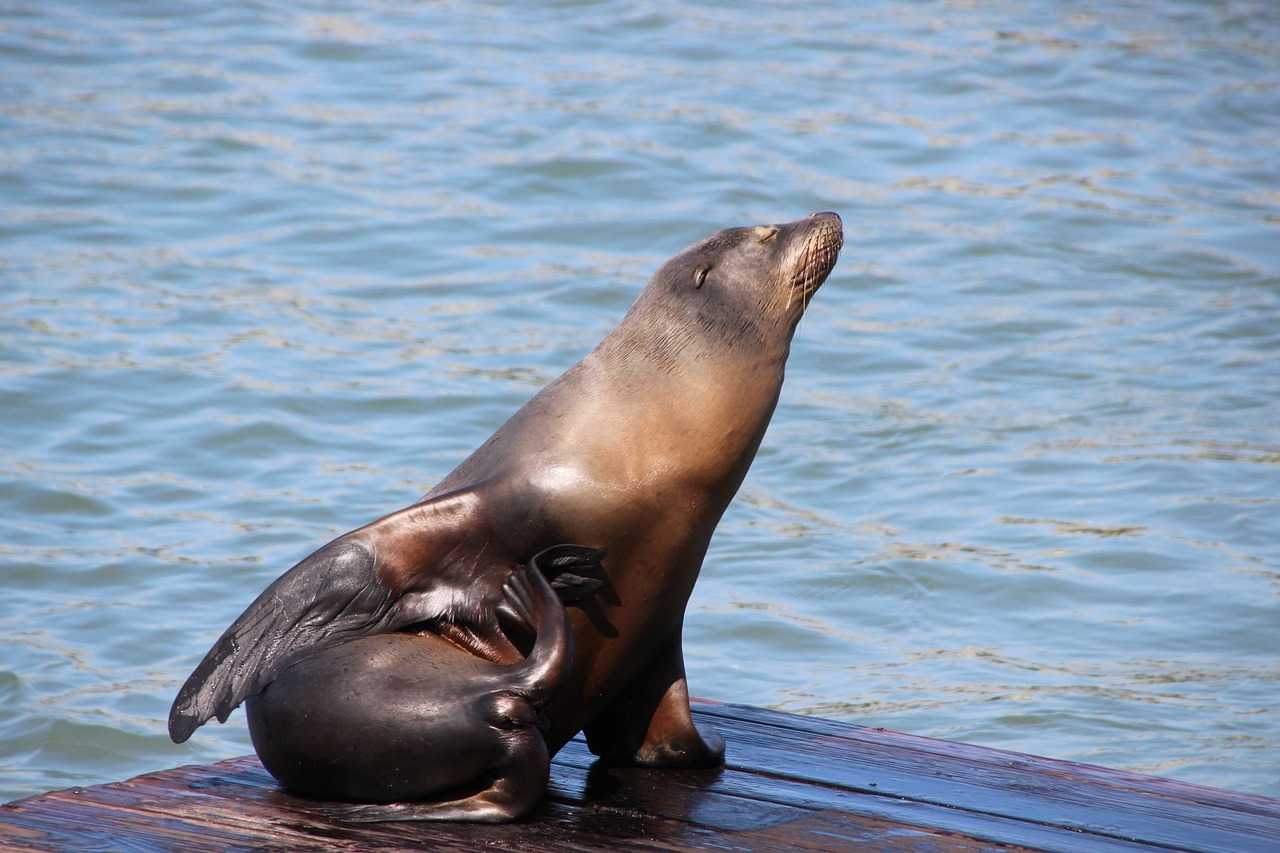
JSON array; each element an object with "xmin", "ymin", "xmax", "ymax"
[{"xmin": 2, "ymin": 1, "xmax": 1278, "ymax": 803}]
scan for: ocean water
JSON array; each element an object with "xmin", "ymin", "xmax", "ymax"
[{"xmin": 2, "ymin": 0, "xmax": 1277, "ymax": 803}]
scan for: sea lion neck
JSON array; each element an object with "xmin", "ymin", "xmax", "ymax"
[{"xmin": 590, "ymin": 300, "xmax": 788, "ymax": 383}]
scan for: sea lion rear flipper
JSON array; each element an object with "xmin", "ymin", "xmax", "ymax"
[
  {"xmin": 549, "ymin": 573, "xmax": 605, "ymax": 603},
  {"xmin": 535, "ymin": 544, "xmax": 607, "ymax": 604},
  {"xmin": 168, "ymin": 489, "xmax": 488, "ymax": 744},
  {"xmin": 496, "ymin": 545, "xmax": 603, "ymax": 703}
]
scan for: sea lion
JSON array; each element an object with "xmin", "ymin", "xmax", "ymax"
[
  {"xmin": 245, "ymin": 545, "xmax": 601, "ymax": 823},
  {"xmin": 169, "ymin": 211, "xmax": 843, "ymax": 819}
]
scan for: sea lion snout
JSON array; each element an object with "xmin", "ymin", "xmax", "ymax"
[
  {"xmin": 795, "ymin": 210, "xmax": 843, "ymax": 250},
  {"xmin": 772, "ymin": 211, "xmax": 842, "ymax": 314}
]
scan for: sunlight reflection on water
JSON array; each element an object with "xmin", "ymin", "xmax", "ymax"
[{"xmin": 2, "ymin": 0, "xmax": 1277, "ymax": 801}]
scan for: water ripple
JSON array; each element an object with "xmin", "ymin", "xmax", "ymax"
[{"xmin": 2, "ymin": 0, "xmax": 1278, "ymax": 802}]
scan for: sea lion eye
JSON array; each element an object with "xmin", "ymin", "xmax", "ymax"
[
  {"xmin": 694, "ymin": 267, "xmax": 709, "ymax": 288},
  {"xmin": 755, "ymin": 226, "xmax": 780, "ymax": 244}
]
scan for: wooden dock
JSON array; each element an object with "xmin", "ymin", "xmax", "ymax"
[{"xmin": 2, "ymin": 701, "xmax": 1276, "ymax": 852}]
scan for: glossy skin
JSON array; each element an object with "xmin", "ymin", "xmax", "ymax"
[
  {"xmin": 244, "ymin": 546, "xmax": 598, "ymax": 823},
  {"xmin": 169, "ymin": 212, "xmax": 843, "ymax": 815}
]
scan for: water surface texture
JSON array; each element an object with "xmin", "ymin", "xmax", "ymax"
[{"xmin": 2, "ymin": 1, "xmax": 1278, "ymax": 801}]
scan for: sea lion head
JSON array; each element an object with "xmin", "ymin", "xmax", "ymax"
[{"xmin": 628, "ymin": 212, "xmax": 843, "ymax": 363}]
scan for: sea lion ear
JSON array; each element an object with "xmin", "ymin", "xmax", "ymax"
[
  {"xmin": 694, "ymin": 267, "xmax": 710, "ymax": 289},
  {"xmin": 753, "ymin": 225, "xmax": 779, "ymax": 243}
]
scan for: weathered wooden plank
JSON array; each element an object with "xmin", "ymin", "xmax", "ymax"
[
  {"xmin": 551, "ymin": 738, "xmax": 1155, "ymax": 853},
  {"xmin": 701, "ymin": 702, "xmax": 1280, "ymax": 818},
  {"xmin": 2, "ymin": 754, "xmax": 1026, "ymax": 853},
  {"xmin": 545, "ymin": 752, "xmax": 1058, "ymax": 852},
  {"xmin": 690, "ymin": 702, "xmax": 1280, "ymax": 853},
  {"xmin": 2, "ymin": 703, "xmax": 1277, "ymax": 853},
  {"xmin": 544, "ymin": 755, "xmax": 1056, "ymax": 853}
]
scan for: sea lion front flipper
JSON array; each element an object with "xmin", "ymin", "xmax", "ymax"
[
  {"xmin": 583, "ymin": 630, "xmax": 726, "ymax": 769},
  {"xmin": 168, "ymin": 488, "xmax": 492, "ymax": 744}
]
